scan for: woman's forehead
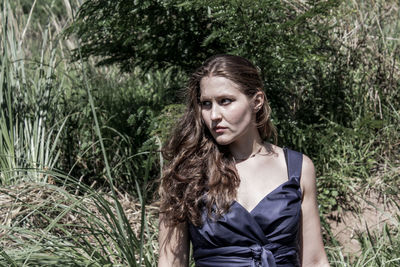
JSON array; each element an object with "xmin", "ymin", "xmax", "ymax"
[{"xmin": 199, "ymin": 76, "xmax": 242, "ymax": 97}]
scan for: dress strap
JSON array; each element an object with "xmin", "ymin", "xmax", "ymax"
[{"xmin": 283, "ymin": 147, "xmax": 303, "ymax": 180}]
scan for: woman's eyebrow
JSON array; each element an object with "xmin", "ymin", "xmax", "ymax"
[
  {"xmin": 200, "ymin": 92, "xmax": 236, "ymax": 101},
  {"xmin": 215, "ymin": 93, "xmax": 236, "ymax": 99}
]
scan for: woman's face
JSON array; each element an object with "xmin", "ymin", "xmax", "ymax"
[{"xmin": 199, "ymin": 76, "xmax": 257, "ymax": 146}]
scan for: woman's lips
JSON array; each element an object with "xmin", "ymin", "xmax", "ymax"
[{"xmin": 213, "ymin": 126, "xmax": 227, "ymax": 133}]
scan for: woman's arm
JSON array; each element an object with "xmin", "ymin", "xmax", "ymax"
[
  {"xmin": 158, "ymin": 213, "xmax": 190, "ymax": 267},
  {"xmin": 300, "ymin": 155, "xmax": 330, "ymax": 266}
]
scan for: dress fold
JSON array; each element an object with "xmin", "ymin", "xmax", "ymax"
[{"xmin": 189, "ymin": 148, "xmax": 303, "ymax": 267}]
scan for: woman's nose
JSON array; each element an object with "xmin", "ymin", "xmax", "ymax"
[{"xmin": 210, "ymin": 105, "xmax": 222, "ymax": 120}]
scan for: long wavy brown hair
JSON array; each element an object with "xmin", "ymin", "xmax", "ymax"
[{"xmin": 159, "ymin": 54, "xmax": 277, "ymax": 227}]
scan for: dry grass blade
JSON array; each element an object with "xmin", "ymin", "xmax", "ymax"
[{"xmin": 0, "ymin": 181, "xmax": 159, "ymax": 266}]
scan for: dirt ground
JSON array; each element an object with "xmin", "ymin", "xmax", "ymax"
[{"xmin": 327, "ymin": 188, "xmax": 399, "ymax": 255}]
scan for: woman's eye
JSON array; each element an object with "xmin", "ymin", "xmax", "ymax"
[
  {"xmin": 201, "ymin": 101, "xmax": 211, "ymax": 107},
  {"xmin": 220, "ymin": 98, "xmax": 232, "ymax": 105}
]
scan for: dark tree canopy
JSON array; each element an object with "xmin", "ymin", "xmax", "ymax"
[
  {"xmin": 67, "ymin": 0, "xmax": 225, "ymax": 71},
  {"xmin": 68, "ymin": 0, "xmax": 341, "ymax": 72},
  {"xmin": 68, "ymin": 0, "xmax": 351, "ymax": 148}
]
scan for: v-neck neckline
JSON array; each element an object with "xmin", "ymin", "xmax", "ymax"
[
  {"xmin": 233, "ymin": 178, "xmax": 294, "ymax": 214},
  {"xmin": 233, "ymin": 147, "xmax": 291, "ymax": 214}
]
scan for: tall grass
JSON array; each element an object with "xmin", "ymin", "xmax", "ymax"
[
  {"xmin": 0, "ymin": 175, "xmax": 158, "ymax": 266},
  {"xmin": 0, "ymin": 0, "xmax": 67, "ymax": 185},
  {"xmin": 334, "ymin": 0, "xmax": 400, "ymax": 112},
  {"xmin": 0, "ymin": 0, "xmax": 157, "ymax": 265}
]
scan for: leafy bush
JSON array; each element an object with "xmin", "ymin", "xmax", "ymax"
[
  {"xmin": 65, "ymin": 0, "xmax": 222, "ymax": 71},
  {"xmin": 58, "ymin": 65, "xmax": 186, "ymax": 191},
  {"xmin": 68, "ymin": 0, "xmax": 349, "ymax": 128},
  {"xmin": 67, "ymin": 0, "xmax": 400, "ymax": 213}
]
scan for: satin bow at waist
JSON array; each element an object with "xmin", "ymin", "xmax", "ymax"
[{"xmin": 193, "ymin": 243, "xmax": 295, "ymax": 267}]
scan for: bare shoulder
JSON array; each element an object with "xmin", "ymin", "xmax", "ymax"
[
  {"xmin": 302, "ymin": 154, "xmax": 316, "ymax": 176},
  {"xmin": 300, "ymin": 154, "xmax": 317, "ymax": 196}
]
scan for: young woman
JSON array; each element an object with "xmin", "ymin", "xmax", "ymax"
[{"xmin": 158, "ymin": 55, "xmax": 329, "ymax": 267}]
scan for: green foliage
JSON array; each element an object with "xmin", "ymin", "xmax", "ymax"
[
  {"xmin": 4, "ymin": 0, "xmax": 400, "ymax": 198},
  {"xmin": 150, "ymin": 103, "xmax": 186, "ymax": 144},
  {"xmin": 11, "ymin": 0, "xmax": 66, "ymax": 25},
  {"xmin": 58, "ymin": 65, "xmax": 186, "ymax": 192},
  {"xmin": 0, "ymin": 177, "xmax": 158, "ymax": 266},
  {"xmin": 0, "ymin": 0, "xmax": 66, "ymax": 185},
  {"xmin": 66, "ymin": 0, "xmax": 222, "ymax": 71},
  {"xmin": 297, "ymin": 0, "xmax": 400, "ymax": 214},
  {"xmin": 69, "ymin": 0, "xmax": 365, "ymax": 158},
  {"xmin": 69, "ymin": 0, "xmax": 350, "ymax": 126}
]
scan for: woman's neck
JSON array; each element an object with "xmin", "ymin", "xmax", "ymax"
[{"xmin": 229, "ymin": 130, "xmax": 265, "ymax": 161}]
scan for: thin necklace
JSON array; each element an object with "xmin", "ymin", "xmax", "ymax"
[{"xmin": 233, "ymin": 146, "xmax": 264, "ymax": 161}]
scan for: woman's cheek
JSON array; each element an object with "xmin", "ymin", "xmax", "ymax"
[
  {"xmin": 226, "ymin": 105, "xmax": 249, "ymax": 124},
  {"xmin": 201, "ymin": 111, "xmax": 211, "ymax": 129}
]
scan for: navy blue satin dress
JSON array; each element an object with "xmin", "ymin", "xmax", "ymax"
[{"xmin": 189, "ymin": 148, "xmax": 303, "ymax": 267}]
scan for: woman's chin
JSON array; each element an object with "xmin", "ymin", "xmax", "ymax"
[{"xmin": 213, "ymin": 136, "xmax": 234, "ymax": 146}]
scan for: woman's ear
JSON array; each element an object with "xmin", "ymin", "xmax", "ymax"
[{"xmin": 252, "ymin": 91, "xmax": 264, "ymax": 113}]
